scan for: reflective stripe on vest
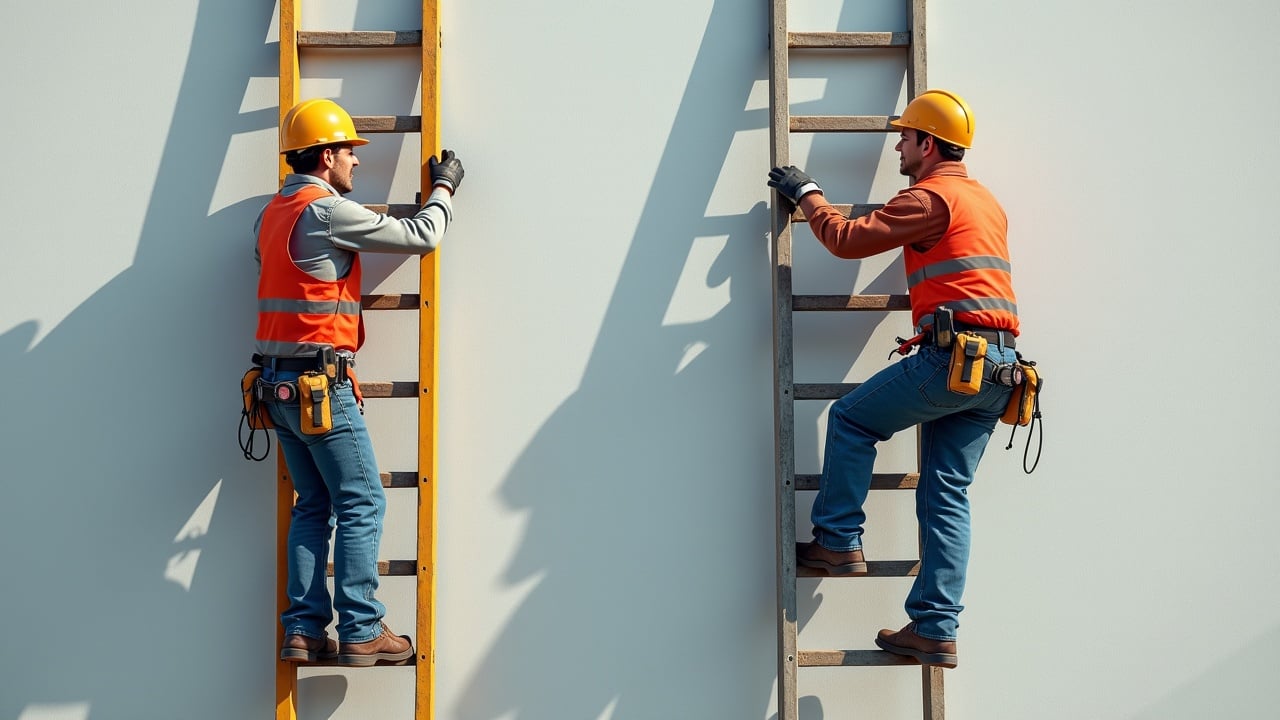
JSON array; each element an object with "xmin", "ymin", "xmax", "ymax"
[
  {"xmin": 255, "ymin": 184, "xmax": 364, "ymax": 357},
  {"xmin": 906, "ymin": 255, "xmax": 1012, "ymax": 289},
  {"xmin": 903, "ymin": 173, "xmax": 1019, "ymax": 334}
]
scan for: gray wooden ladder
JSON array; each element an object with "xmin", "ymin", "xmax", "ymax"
[{"xmin": 767, "ymin": 1, "xmax": 943, "ymax": 718}]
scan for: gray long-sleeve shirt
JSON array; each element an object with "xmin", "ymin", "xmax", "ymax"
[{"xmin": 254, "ymin": 173, "xmax": 453, "ymax": 282}]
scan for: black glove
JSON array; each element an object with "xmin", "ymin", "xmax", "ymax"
[
  {"xmin": 429, "ymin": 149, "xmax": 465, "ymax": 193},
  {"xmin": 767, "ymin": 165, "xmax": 822, "ymax": 203}
]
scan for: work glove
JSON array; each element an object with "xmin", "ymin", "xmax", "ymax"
[
  {"xmin": 429, "ymin": 149, "xmax": 465, "ymax": 193},
  {"xmin": 767, "ymin": 165, "xmax": 822, "ymax": 203}
]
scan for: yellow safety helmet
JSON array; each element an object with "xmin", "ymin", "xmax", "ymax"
[
  {"xmin": 279, "ymin": 98, "xmax": 369, "ymax": 153},
  {"xmin": 889, "ymin": 89, "xmax": 975, "ymax": 149}
]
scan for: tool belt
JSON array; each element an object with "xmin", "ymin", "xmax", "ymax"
[
  {"xmin": 238, "ymin": 348, "xmax": 359, "ymax": 461},
  {"xmin": 251, "ymin": 351, "xmax": 354, "ymax": 382},
  {"xmin": 923, "ymin": 324, "xmax": 1015, "ymax": 350}
]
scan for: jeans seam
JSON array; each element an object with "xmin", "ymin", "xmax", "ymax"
[{"xmin": 333, "ymin": 389, "xmax": 384, "ymax": 632}]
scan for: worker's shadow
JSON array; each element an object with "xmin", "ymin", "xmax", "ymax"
[
  {"xmin": 0, "ymin": 2, "xmax": 311, "ymax": 719},
  {"xmin": 450, "ymin": 1, "xmax": 901, "ymax": 719}
]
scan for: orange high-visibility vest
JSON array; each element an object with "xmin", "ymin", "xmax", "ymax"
[
  {"xmin": 904, "ymin": 173, "xmax": 1019, "ymax": 334},
  {"xmin": 255, "ymin": 184, "xmax": 364, "ymax": 357}
]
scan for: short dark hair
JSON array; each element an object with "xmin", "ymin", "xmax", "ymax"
[
  {"xmin": 283, "ymin": 143, "xmax": 352, "ymax": 173},
  {"xmin": 284, "ymin": 146, "xmax": 325, "ymax": 173},
  {"xmin": 914, "ymin": 130, "xmax": 966, "ymax": 161}
]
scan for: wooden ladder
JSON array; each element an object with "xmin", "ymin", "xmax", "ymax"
[
  {"xmin": 275, "ymin": 2, "xmax": 442, "ymax": 719},
  {"xmin": 767, "ymin": 1, "xmax": 943, "ymax": 718}
]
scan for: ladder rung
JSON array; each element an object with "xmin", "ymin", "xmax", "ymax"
[
  {"xmin": 798, "ymin": 650, "xmax": 921, "ymax": 667},
  {"xmin": 381, "ymin": 471, "xmax": 420, "ymax": 488},
  {"xmin": 791, "ymin": 204, "xmax": 881, "ymax": 222},
  {"xmin": 353, "ymin": 115, "xmax": 422, "ymax": 133},
  {"xmin": 297, "ymin": 30, "xmax": 423, "ymax": 48},
  {"xmin": 363, "ymin": 294, "xmax": 421, "ymax": 310},
  {"xmin": 793, "ymin": 294, "xmax": 909, "ymax": 312},
  {"xmin": 798, "ymin": 560, "xmax": 919, "ymax": 578},
  {"xmin": 788, "ymin": 31, "xmax": 911, "ymax": 49},
  {"xmin": 795, "ymin": 473, "xmax": 918, "ymax": 491},
  {"xmin": 359, "ymin": 381, "xmax": 420, "ymax": 399},
  {"xmin": 794, "ymin": 383, "xmax": 859, "ymax": 400},
  {"xmin": 303, "ymin": 655, "xmax": 416, "ymax": 667},
  {"xmin": 327, "ymin": 560, "xmax": 417, "ymax": 577},
  {"xmin": 790, "ymin": 115, "xmax": 896, "ymax": 133},
  {"xmin": 364, "ymin": 203, "xmax": 420, "ymax": 219}
]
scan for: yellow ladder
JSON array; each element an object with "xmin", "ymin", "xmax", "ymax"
[
  {"xmin": 276, "ymin": 2, "xmax": 441, "ymax": 718},
  {"xmin": 767, "ymin": 1, "xmax": 943, "ymax": 718}
]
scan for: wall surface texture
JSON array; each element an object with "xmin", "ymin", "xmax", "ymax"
[{"xmin": 3, "ymin": 1, "xmax": 1278, "ymax": 719}]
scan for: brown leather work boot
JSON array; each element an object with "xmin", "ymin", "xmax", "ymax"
[
  {"xmin": 280, "ymin": 633, "xmax": 338, "ymax": 663},
  {"xmin": 796, "ymin": 541, "xmax": 868, "ymax": 575},
  {"xmin": 337, "ymin": 622, "xmax": 414, "ymax": 667},
  {"xmin": 875, "ymin": 623, "xmax": 958, "ymax": 668}
]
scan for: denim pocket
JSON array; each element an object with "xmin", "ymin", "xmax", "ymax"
[{"xmin": 917, "ymin": 352, "xmax": 971, "ymax": 409}]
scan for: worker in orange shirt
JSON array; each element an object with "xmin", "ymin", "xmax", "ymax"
[{"xmin": 768, "ymin": 90, "xmax": 1019, "ymax": 669}]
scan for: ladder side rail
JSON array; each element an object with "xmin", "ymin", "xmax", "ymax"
[
  {"xmin": 768, "ymin": 2, "xmax": 799, "ymax": 720},
  {"xmin": 416, "ymin": 2, "xmax": 442, "ymax": 718},
  {"xmin": 908, "ymin": 0, "xmax": 928, "ymax": 100},
  {"xmin": 276, "ymin": 2, "xmax": 301, "ymax": 716}
]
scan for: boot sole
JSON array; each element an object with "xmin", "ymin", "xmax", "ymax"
[
  {"xmin": 280, "ymin": 648, "xmax": 338, "ymax": 663},
  {"xmin": 336, "ymin": 639, "xmax": 415, "ymax": 667},
  {"xmin": 874, "ymin": 636, "xmax": 958, "ymax": 669},
  {"xmin": 797, "ymin": 557, "xmax": 868, "ymax": 576}
]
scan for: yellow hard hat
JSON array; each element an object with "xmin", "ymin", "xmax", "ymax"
[
  {"xmin": 279, "ymin": 98, "xmax": 370, "ymax": 153},
  {"xmin": 889, "ymin": 89, "xmax": 975, "ymax": 149}
]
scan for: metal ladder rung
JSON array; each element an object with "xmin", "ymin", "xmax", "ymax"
[
  {"xmin": 799, "ymin": 650, "xmax": 922, "ymax": 667},
  {"xmin": 795, "ymin": 473, "xmax": 918, "ymax": 491},
  {"xmin": 788, "ymin": 31, "xmax": 910, "ymax": 49},
  {"xmin": 790, "ymin": 115, "xmax": 897, "ymax": 133},
  {"xmin": 793, "ymin": 294, "xmax": 910, "ymax": 312},
  {"xmin": 297, "ymin": 30, "xmax": 424, "ymax": 47},
  {"xmin": 794, "ymin": 383, "xmax": 860, "ymax": 400}
]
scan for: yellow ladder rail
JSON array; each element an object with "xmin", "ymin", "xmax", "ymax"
[{"xmin": 275, "ymin": 2, "xmax": 441, "ymax": 719}]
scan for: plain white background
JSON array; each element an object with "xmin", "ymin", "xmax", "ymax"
[{"xmin": 2, "ymin": 1, "xmax": 1277, "ymax": 718}]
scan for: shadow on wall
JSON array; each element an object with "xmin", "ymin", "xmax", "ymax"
[
  {"xmin": 1128, "ymin": 625, "xmax": 1280, "ymax": 720},
  {"xmin": 450, "ymin": 2, "xmax": 895, "ymax": 719},
  {"xmin": 0, "ymin": 2, "xmax": 283, "ymax": 719}
]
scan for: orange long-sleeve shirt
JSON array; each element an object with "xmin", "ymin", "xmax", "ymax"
[{"xmin": 800, "ymin": 162, "xmax": 970, "ymax": 259}]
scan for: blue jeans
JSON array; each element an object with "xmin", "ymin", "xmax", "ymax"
[
  {"xmin": 811, "ymin": 341, "xmax": 1016, "ymax": 641},
  {"xmin": 264, "ymin": 370, "xmax": 387, "ymax": 643}
]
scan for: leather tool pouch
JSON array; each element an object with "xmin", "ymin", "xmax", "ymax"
[
  {"xmin": 1001, "ymin": 364, "xmax": 1041, "ymax": 426},
  {"xmin": 298, "ymin": 372, "xmax": 333, "ymax": 435},
  {"xmin": 241, "ymin": 368, "xmax": 273, "ymax": 430},
  {"xmin": 947, "ymin": 332, "xmax": 987, "ymax": 395}
]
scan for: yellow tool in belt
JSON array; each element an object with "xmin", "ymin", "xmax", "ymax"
[{"xmin": 297, "ymin": 372, "xmax": 333, "ymax": 435}]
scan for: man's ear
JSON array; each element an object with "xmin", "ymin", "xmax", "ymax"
[
  {"xmin": 319, "ymin": 147, "xmax": 337, "ymax": 169},
  {"xmin": 920, "ymin": 133, "xmax": 935, "ymax": 157}
]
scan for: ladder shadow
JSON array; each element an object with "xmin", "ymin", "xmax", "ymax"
[
  {"xmin": 451, "ymin": 3, "xmax": 913, "ymax": 720},
  {"xmin": 452, "ymin": 1, "xmax": 781, "ymax": 718},
  {"xmin": 1, "ymin": 2, "xmax": 288, "ymax": 719}
]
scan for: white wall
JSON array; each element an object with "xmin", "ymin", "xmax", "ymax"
[{"xmin": 2, "ymin": 1, "xmax": 1277, "ymax": 719}]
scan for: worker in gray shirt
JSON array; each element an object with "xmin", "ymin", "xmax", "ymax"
[{"xmin": 250, "ymin": 98, "xmax": 463, "ymax": 666}]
